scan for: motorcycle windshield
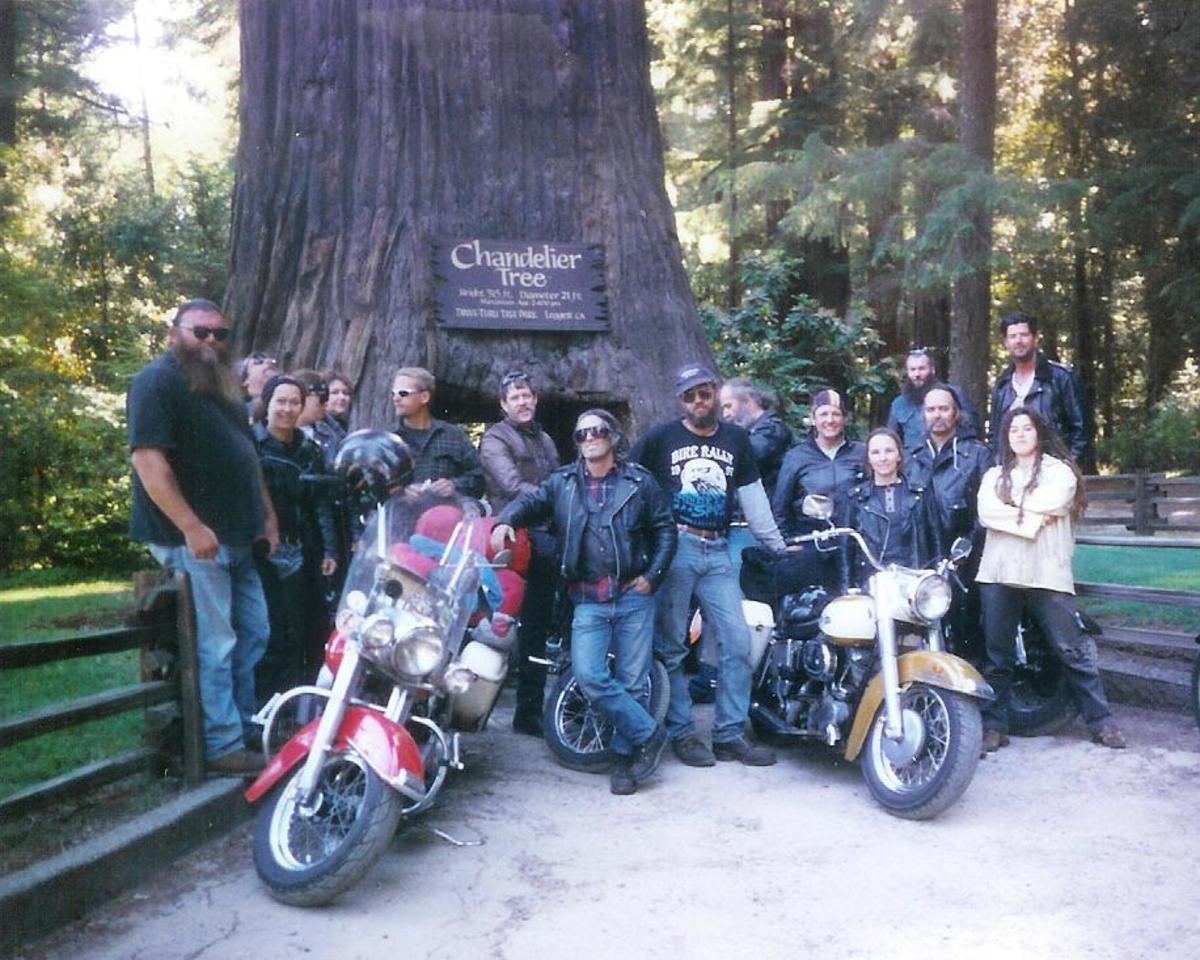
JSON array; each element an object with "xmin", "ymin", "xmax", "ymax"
[{"xmin": 336, "ymin": 494, "xmax": 484, "ymax": 677}]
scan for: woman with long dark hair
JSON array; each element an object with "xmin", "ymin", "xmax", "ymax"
[
  {"xmin": 843, "ymin": 427, "xmax": 932, "ymax": 585},
  {"xmin": 976, "ymin": 407, "xmax": 1125, "ymax": 753},
  {"xmin": 253, "ymin": 375, "xmax": 339, "ymax": 701}
]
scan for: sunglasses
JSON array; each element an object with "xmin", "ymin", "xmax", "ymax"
[
  {"xmin": 681, "ymin": 386, "xmax": 715, "ymax": 404},
  {"xmin": 391, "ymin": 388, "xmax": 420, "ymax": 399},
  {"xmin": 574, "ymin": 424, "xmax": 611, "ymax": 443},
  {"xmin": 501, "ymin": 370, "xmax": 531, "ymax": 387},
  {"xmin": 183, "ymin": 324, "xmax": 231, "ymax": 342}
]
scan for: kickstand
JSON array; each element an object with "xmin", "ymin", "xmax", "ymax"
[{"xmin": 421, "ymin": 826, "xmax": 485, "ymax": 848}]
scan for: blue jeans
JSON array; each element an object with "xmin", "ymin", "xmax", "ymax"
[
  {"xmin": 699, "ymin": 525, "xmax": 756, "ymax": 664},
  {"xmin": 571, "ymin": 589, "xmax": 658, "ymax": 756},
  {"xmin": 654, "ymin": 531, "xmax": 752, "ymax": 743},
  {"xmin": 150, "ymin": 543, "xmax": 271, "ymax": 760}
]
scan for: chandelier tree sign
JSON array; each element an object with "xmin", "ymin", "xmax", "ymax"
[{"xmin": 433, "ymin": 238, "xmax": 609, "ymax": 332}]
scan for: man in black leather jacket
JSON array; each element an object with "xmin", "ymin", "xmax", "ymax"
[
  {"xmin": 908, "ymin": 384, "xmax": 992, "ymax": 659},
  {"xmin": 493, "ymin": 409, "xmax": 676, "ymax": 795},
  {"xmin": 988, "ymin": 312, "xmax": 1091, "ymax": 464}
]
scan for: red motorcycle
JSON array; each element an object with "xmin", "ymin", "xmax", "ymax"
[{"xmin": 245, "ymin": 485, "xmax": 526, "ymax": 906}]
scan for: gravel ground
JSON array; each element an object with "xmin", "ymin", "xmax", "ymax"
[{"xmin": 17, "ymin": 694, "xmax": 1200, "ymax": 960}]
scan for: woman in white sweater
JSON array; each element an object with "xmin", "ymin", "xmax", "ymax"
[{"xmin": 976, "ymin": 407, "xmax": 1125, "ymax": 753}]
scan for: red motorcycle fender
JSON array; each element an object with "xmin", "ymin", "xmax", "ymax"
[{"xmin": 244, "ymin": 708, "xmax": 426, "ymax": 803}]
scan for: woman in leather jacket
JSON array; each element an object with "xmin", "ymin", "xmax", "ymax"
[
  {"xmin": 843, "ymin": 428, "xmax": 932, "ymax": 587},
  {"xmin": 252, "ymin": 375, "xmax": 339, "ymax": 701},
  {"xmin": 772, "ymin": 389, "xmax": 865, "ymax": 537}
]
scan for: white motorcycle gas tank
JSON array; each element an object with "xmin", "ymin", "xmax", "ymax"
[
  {"xmin": 743, "ymin": 599, "xmax": 774, "ymax": 667},
  {"xmin": 819, "ymin": 592, "xmax": 877, "ymax": 645}
]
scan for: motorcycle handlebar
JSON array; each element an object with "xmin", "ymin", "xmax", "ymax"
[
  {"xmin": 786, "ymin": 527, "xmax": 964, "ymax": 578},
  {"xmin": 788, "ymin": 526, "xmax": 884, "ymax": 572}
]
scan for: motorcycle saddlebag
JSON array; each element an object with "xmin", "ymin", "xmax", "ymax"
[{"xmin": 740, "ymin": 545, "xmax": 837, "ymax": 605}]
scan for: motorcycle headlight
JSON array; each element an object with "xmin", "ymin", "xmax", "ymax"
[
  {"xmin": 911, "ymin": 573, "xmax": 952, "ymax": 622},
  {"xmin": 389, "ymin": 626, "xmax": 446, "ymax": 678},
  {"xmin": 360, "ymin": 614, "xmax": 395, "ymax": 654}
]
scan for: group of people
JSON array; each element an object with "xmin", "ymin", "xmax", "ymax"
[{"xmin": 126, "ymin": 298, "xmax": 1123, "ymax": 790}]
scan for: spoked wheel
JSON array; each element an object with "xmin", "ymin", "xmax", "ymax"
[
  {"xmin": 542, "ymin": 659, "xmax": 670, "ymax": 773},
  {"xmin": 861, "ymin": 683, "xmax": 982, "ymax": 821},
  {"xmin": 253, "ymin": 749, "xmax": 403, "ymax": 906},
  {"xmin": 1007, "ymin": 626, "xmax": 1078, "ymax": 736}
]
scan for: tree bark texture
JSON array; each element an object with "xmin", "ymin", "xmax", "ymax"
[
  {"xmin": 948, "ymin": 0, "xmax": 996, "ymax": 415},
  {"xmin": 226, "ymin": 0, "xmax": 710, "ymax": 437},
  {"xmin": 0, "ymin": 0, "xmax": 18, "ymax": 147}
]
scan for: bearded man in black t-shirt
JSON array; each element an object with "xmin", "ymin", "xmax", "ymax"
[
  {"xmin": 630, "ymin": 363, "xmax": 786, "ymax": 768},
  {"xmin": 128, "ymin": 299, "xmax": 279, "ymax": 777}
]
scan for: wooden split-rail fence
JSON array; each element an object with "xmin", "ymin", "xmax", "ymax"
[{"xmin": 0, "ymin": 573, "xmax": 204, "ymax": 821}]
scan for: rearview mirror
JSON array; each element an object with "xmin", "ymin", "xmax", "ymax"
[
  {"xmin": 801, "ymin": 494, "xmax": 834, "ymax": 521},
  {"xmin": 949, "ymin": 537, "xmax": 972, "ymax": 561}
]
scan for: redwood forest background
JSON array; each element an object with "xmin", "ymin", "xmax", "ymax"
[{"xmin": 0, "ymin": 0, "xmax": 1197, "ymax": 573}]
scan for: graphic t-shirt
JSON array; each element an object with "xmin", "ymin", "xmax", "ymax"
[{"xmin": 631, "ymin": 420, "xmax": 758, "ymax": 531}]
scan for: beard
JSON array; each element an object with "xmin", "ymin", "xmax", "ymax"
[
  {"xmin": 685, "ymin": 407, "xmax": 719, "ymax": 431},
  {"xmin": 902, "ymin": 378, "xmax": 931, "ymax": 405},
  {"xmin": 172, "ymin": 340, "xmax": 242, "ymax": 406}
]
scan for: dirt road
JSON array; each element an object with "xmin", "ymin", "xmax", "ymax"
[{"xmin": 19, "ymin": 697, "xmax": 1200, "ymax": 960}]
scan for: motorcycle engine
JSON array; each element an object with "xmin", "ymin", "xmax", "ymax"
[{"xmin": 800, "ymin": 639, "xmax": 837, "ymax": 682}]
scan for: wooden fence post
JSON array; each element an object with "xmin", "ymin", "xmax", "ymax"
[
  {"xmin": 173, "ymin": 571, "xmax": 206, "ymax": 785},
  {"xmin": 1132, "ymin": 470, "xmax": 1150, "ymax": 535}
]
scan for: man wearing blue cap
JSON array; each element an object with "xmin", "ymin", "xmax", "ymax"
[{"xmin": 631, "ymin": 363, "xmax": 786, "ymax": 767}]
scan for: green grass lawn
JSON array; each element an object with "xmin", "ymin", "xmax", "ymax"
[
  {"xmin": 0, "ymin": 572, "xmax": 141, "ymax": 801},
  {"xmin": 1074, "ymin": 544, "xmax": 1200, "ymax": 632}
]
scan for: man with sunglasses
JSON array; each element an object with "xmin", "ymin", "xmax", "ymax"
[
  {"xmin": 479, "ymin": 371, "xmax": 561, "ymax": 734},
  {"xmin": 127, "ymin": 299, "xmax": 279, "ymax": 776},
  {"xmin": 492, "ymin": 409, "xmax": 676, "ymax": 795},
  {"xmin": 239, "ymin": 351, "xmax": 278, "ymax": 420},
  {"xmin": 630, "ymin": 364, "xmax": 786, "ymax": 768},
  {"xmin": 391, "ymin": 366, "xmax": 485, "ymax": 499}
]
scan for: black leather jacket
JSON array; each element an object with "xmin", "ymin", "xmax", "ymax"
[
  {"xmin": 498, "ymin": 460, "xmax": 677, "ymax": 589},
  {"xmin": 906, "ymin": 434, "xmax": 992, "ymax": 558},
  {"xmin": 772, "ymin": 437, "xmax": 866, "ymax": 537},
  {"xmin": 989, "ymin": 353, "xmax": 1090, "ymax": 463},
  {"xmin": 253, "ymin": 424, "xmax": 337, "ymax": 560},
  {"xmin": 843, "ymin": 476, "xmax": 932, "ymax": 586},
  {"xmin": 747, "ymin": 411, "xmax": 793, "ymax": 500}
]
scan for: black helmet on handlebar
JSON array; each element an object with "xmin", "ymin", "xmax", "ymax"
[{"xmin": 334, "ymin": 429, "xmax": 414, "ymax": 504}]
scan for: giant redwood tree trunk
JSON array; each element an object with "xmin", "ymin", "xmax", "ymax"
[{"xmin": 226, "ymin": 0, "xmax": 712, "ymax": 440}]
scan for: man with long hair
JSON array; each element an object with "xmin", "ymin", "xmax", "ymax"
[{"xmin": 128, "ymin": 299, "xmax": 280, "ymax": 776}]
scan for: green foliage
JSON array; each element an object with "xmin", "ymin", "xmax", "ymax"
[
  {"xmin": 702, "ymin": 254, "xmax": 892, "ymax": 435},
  {"xmin": 0, "ymin": 50, "xmax": 234, "ymax": 575},
  {"xmin": 650, "ymin": 0, "xmax": 1200, "ymax": 464},
  {"xmin": 1097, "ymin": 400, "xmax": 1200, "ymax": 474}
]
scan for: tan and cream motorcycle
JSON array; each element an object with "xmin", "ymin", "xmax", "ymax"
[{"xmin": 747, "ymin": 495, "xmax": 993, "ymax": 820}]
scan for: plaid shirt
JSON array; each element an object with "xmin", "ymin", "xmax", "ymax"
[
  {"xmin": 566, "ymin": 468, "xmax": 628, "ymax": 603},
  {"xmin": 396, "ymin": 417, "xmax": 485, "ymax": 498}
]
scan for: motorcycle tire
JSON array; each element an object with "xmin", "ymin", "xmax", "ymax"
[
  {"xmin": 253, "ymin": 748, "xmax": 403, "ymax": 907},
  {"xmin": 861, "ymin": 683, "xmax": 982, "ymax": 821},
  {"xmin": 542, "ymin": 658, "xmax": 670, "ymax": 774},
  {"xmin": 1006, "ymin": 624, "xmax": 1079, "ymax": 736}
]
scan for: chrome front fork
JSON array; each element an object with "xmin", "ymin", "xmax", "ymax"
[
  {"xmin": 876, "ymin": 617, "xmax": 904, "ymax": 740},
  {"xmin": 296, "ymin": 643, "xmax": 364, "ymax": 804}
]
